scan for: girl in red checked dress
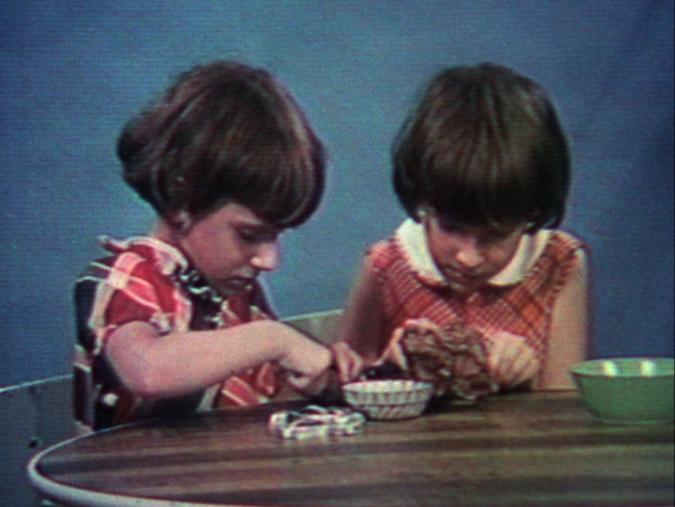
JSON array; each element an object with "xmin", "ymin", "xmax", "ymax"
[
  {"xmin": 73, "ymin": 61, "xmax": 332, "ymax": 433},
  {"xmin": 333, "ymin": 63, "xmax": 591, "ymax": 397}
]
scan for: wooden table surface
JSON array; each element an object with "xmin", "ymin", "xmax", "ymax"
[{"xmin": 28, "ymin": 391, "xmax": 674, "ymax": 507}]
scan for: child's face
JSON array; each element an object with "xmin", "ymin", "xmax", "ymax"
[
  {"xmin": 423, "ymin": 213, "xmax": 526, "ymax": 294},
  {"xmin": 177, "ymin": 203, "xmax": 282, "ymax": 297}
]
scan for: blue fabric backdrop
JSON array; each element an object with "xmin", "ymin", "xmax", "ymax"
[{"xmin": 1, "ymin": 0, "xmax": 673, "ymax": 384}]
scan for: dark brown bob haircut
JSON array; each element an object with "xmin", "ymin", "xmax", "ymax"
[
  {"xmin": 393, "ymin": 63, "xmax": 570, "ymax": 233},
  {"xmin": 117, "ymin": 60, "xmax": 326, "ymax": 228}
]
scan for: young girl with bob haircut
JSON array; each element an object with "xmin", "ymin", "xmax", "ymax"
[
  {"xmin": 334, "ymin": 63, "xmax": 591, "ymax": 394},
  {"xmin": 74, "ymin": 61, "xmax": 332, "ymax": 432}
]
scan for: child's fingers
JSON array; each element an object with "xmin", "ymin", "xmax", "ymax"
[
  {"xmin": 503, "ymin": 343, "xmax": 527, "ymax": 381},
  {"xmin": 486, "ymin": 332, "xmax": 538, "ymax": 386},
  {"xmin": 349, "ymin": 360, "xmax": 363, "ymax": 382},
  {"xmin": 331, "ymin": 342, "xmax": 364, "ymax": 383},
  {"xmin": 519, "ymin": 349, "xmax": 540, "ymax": 385},
  {"xmin": 498, "ymin": 339, "xmax": 539, "ymax": 387},
  {"xmin": 486, "ymin": 336, "xmax": 507, "ymax": 377},
  {"xmin": 286, "ymin": 368, "xmax": 330, "ymax": 395},
  {"xmin": 389, "ymin": 327, "xmax": 404, "ymax": 348},
  {"xmin": 505, "ymin": 349, "xmax": 538, "ymax": 387},
  {"xmin": 378, "ymin": 340, "xmax": 408, "ymax": 372},
  {"xmin": 516, "ymin": 359, "xmax": 540, "ymax": 386},
  {"xmin": 344, "ymin": 353, "xmax": 364, "ymax": 383},
  {"xmin": 285, "ymin": 372, "xmax": 312, "ymax": 392}
]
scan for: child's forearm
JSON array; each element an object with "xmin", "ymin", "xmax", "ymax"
[
  {"xmin": 338, "ymin": 264, "xmax": 388, "ymax": 358},
  {"xmin": 105, "ymin": 320, "xmax": 304, "ymax": 398}
]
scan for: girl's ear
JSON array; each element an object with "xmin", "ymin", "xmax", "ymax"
[
  {"xmin": 524, "ymin": 222, "xmax": 538, "ymax": 235},
  {"xmin": 170, "ymin": 210, "xmax": 193, "ymax": 234},
  {"xmin": 415, "ymin": 206, "xmax": 430, "ymax": 222}
]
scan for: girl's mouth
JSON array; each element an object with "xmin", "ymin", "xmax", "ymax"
[{"xmin": 441, "ymin": 268, "xmax": 484, "ymax": 291}]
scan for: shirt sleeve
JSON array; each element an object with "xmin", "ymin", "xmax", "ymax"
[{"xmin": 76, "ymin": 252, "xmax": 176, "ymax": 353}]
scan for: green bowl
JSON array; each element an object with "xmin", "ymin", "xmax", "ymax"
[{"xmin": 570, "ymin": 357, "xmax": 674, "ymax": 424}]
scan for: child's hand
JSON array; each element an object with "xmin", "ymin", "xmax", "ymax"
[
  {"xmin": 331, "ymin": 341, "xmax": 365, "ymax": 383},
  {"xmin": 377, "ymin": 319, "xmax": 443, "ymax": 372},
  {"xmin": 278, "ymin": 331, "xmax": 333, "ymax": 395},
  {"xmin": 483, "ymin": 330, "xmax": 539, "ymax": 388}
]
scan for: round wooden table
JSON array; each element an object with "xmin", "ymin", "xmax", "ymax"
[{"xmin": 28, "ymin": 391, "xmax": 674, "ymax": 507}]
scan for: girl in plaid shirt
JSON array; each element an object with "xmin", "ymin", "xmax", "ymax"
[
  {"xmin": 334, "ymin": 63, "xmax": 590, "ymax": 395},
  {"xmin": 74, "ymin": 61, "xmax": 332, "ymax": 432}
]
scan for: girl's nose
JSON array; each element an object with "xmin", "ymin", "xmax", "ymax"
[
  {"xmin": 453, "ymin": 237, "xmax": 484, "ymax": 269},
  {"xmin": 251, "ymin": 241, "xmax": 281, "ymax": 272}
]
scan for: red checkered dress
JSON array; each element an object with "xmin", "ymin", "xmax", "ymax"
[
  {"xmin": 73, "ymin": 236, "xmax": 281, "ymax": 432},
  {"xmin": 369, "ymin": 223, "xmax": 586, "ymax": 371}
]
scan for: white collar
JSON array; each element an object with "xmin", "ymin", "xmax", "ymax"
[
  {"xmin": 394, "ymin": 219, "xmax": 550, "ymax": 287},
  {"xmin": 99, "ymin": 235, "xmax": 190, "ymax": 276}
]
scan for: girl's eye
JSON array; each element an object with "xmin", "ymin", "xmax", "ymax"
[
  {"xmin": 481, "ymin": 231, "xmax": 511, "ymax": 245},
  {"xmin": 237, "ymin": 228, "xmax": 279, "ymax": 244},
  {"xmin": 238, "ymin": 231, "xmax": 258, "ymax": 243},
  {"xmin": 436, "ymin": 219, "xmax": 463, "ymax": 234},
  {"xmin": 477, "ymin": 227, "xmax": 522, "ymax": 247}
]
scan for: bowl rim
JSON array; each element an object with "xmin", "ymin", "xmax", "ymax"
[
  {"xmin": 570, "ymin": 357, "xmax": 674, "ymax": 379},
  {"xmin": 342, "ymin": 379, "xmax": 434, "ymax": 394},
  {"xmin": 346, "ymin": 398, "xmax": 431, "ymax": 407}
]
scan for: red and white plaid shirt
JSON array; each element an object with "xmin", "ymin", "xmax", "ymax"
[
  {"xmin": 73, "ymin": 236, "xmax": 281, "ymax": 432},
  {"xmin": 369, "ymin": 220, "xmax": 586, "ymax": 371}
]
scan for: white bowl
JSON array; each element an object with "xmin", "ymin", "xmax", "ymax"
[{"xmin": 342, "ymin": 380, "xmax": 434, "ymax": 420}]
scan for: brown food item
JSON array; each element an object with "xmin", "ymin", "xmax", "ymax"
[{"xmin": 398, "ymin": 319, "xmax": 498, "ymax": 403}]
